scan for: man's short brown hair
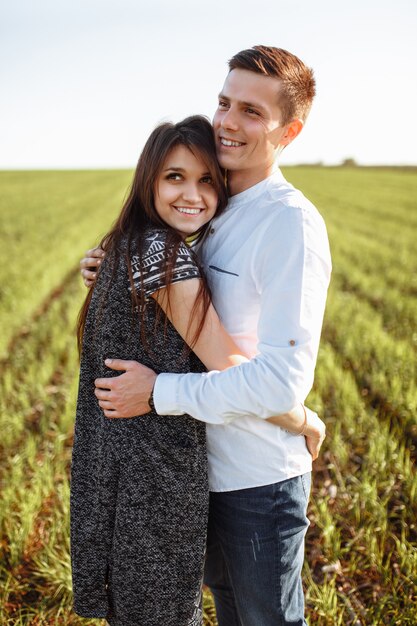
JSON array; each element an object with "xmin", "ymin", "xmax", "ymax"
[{"xmin": 228, "ymin": 45, "xmax": 316, "ymax": 125}]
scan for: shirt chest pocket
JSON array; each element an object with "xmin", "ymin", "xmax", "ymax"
[
  {"xmin": 208, "ymin": 264, "xmax": 240, "ymax": 278},
  {"xmin": 206, "ymin": 264, "xmax": 242, "ymax": 300}
]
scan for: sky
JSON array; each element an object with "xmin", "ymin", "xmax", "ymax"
[{"xmin": 1, "ymin": 0, "xmax": 416, "ymax": 169}]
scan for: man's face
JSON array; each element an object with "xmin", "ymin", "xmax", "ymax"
[{"xmin": 213, "ymin": 69, "xmax": 289, "ymax": 180}]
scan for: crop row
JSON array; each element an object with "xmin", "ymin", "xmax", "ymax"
[
  {"xmin": 0, "ymin": 272, "xmax": 84, "ymax": 623},
  {"xmin": 321, "ymin": 286, "xmax": 417, "ymax": 434},
  {"xmin": 306, "ymin": 340, "xmax": 417, "ymax": 623},
  {"xmin": 0, "ymin": 170, "xmax": 130, "ymax": 357}
]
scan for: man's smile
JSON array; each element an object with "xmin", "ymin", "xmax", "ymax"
[{"xmin": 219, "ymin": 137, "xmax": 246, "ymax": 148}]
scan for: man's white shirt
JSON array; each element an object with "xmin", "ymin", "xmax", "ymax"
[{"xmin": 154, "ymin": 169, "xmax": 332, "ymax": 491}]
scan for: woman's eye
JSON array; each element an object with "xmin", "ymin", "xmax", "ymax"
[
  {"xmin": 201, "ymin": 176, "xmax": 213, "ymax": 184},
  {"xmin": 167, "ymin": 173, "xmax": 182, "ymax": 180}
]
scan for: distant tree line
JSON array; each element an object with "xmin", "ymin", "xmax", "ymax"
[{"xmin": 288, "ymin": 159, "xmax": 416, "ymax": 170}]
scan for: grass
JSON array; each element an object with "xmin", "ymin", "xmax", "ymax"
[{"xmin": 1, "ymin": 167, "xmax": 416, "ymax": 624}]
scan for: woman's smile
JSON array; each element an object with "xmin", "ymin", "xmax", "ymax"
[{"xmin": 174, "ymin": 206, "xmax": 205, "ymax": 215}]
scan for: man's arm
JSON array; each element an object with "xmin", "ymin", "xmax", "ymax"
[{"xmin": 153, "ymin": 206, "xmax": 331, "ymax": 423}]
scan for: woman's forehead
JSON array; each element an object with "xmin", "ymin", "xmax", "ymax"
[{"xmin": 162, "ymin": 144, "xmax": 211, "ymax": 172}]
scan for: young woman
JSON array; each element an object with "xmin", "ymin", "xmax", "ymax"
[
  {"xmin": 72, "ymin": 116, "xmax": 232, "ymax": 626},
  {"xmin": 71, "ymin": 116, "xmax": 314, "ymax": 626}
]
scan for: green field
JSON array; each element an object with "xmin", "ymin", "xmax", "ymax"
[{"xmin": 1, "ymin": 167, "xmax": 416, "ymax": 625}]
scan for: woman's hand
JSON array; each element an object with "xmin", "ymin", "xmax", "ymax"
[
  {"xmin": 80, "ymin": 247, "xmax": 105, "ymax": 287},
  {"xmin": 267, "ymin": 405, "xmax": 326, "ymax": 461},
  {"xmin": 303, "ymin": 408, "xmax": 326, "ymax": 460}
]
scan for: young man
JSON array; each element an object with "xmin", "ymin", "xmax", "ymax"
[{"xmin": 82, "ymin": 46, "xmax": 331, "ymax": 625}]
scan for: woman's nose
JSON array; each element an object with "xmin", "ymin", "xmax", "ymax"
[{"xmin": 181, "ymin": 183, "xmax": 202, "ymax": 203}]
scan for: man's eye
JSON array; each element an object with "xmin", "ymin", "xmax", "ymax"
[
  {"xmin": 246, "ymin": 108, "xmax": 259, "ymax": 115},
  {"xmin": 218, "ymin": 101, "xmax": 228, "ymax": 109}
]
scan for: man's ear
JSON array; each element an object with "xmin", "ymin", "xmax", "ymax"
[{"xmin": 278, "ymin": 119, "xmax": 304, "ymax": 148}]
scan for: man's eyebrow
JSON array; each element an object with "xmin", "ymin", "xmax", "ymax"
[
  {"xmin": 242, "ymin": 100, "xmax": 268, "ymax": 115},
  {"xmin": 218, "ymin": 93, "xmax": 267, "ymax": 115}
]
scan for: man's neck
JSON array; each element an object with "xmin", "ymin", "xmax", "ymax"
[{"xmin": 227, "ymin": 163, "xmax": 278, "ymax": 197}]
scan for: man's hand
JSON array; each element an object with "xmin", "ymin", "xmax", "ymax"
[
  {"xmin": 80, "ymin": 247, "xmax": 105, "ymax": 287},
  {"xmin": 304, "ymin": 408, "xmax": 326, "ymax": 461},
  {"xmin": 94, "ymin": 359, "xmax": 157, "ymax": 418}
]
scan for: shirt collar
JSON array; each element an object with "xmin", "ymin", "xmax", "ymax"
[{"xmin": 226, "ymin": 169, "xmax": 287, "ymax": 211}]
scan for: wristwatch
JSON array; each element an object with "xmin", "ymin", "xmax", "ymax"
[{"xmin": 148, "ymin": 384, "xmax": 156, "ymax": 413}]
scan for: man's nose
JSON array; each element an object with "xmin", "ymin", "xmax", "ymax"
[{"xmin": 221, "ymin": 107, "xmax": 239, "ymax": 132}]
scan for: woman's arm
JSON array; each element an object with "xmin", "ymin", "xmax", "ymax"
[
  {"xmin": 152, "ymin": 277, "xmax": 247, "ymax": 370},
  {"xmin": 152, "ymin": 278, "xmax": 325, "ymax": 458}
]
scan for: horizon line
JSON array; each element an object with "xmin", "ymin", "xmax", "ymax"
[{"xmin": 1, "ymin": 163, "xmax": 417, "ymax": 172}]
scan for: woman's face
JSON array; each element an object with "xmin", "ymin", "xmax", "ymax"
[{"xmin": 154, "ymin": 144, "xmax": 218, "ymax": 239}]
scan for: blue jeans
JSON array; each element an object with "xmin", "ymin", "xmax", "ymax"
[{"xmin": 203, "ymin": 473, "xmax": 311, "ymax": 626}]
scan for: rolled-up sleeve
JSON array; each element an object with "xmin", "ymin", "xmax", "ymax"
[{"xmin": 154, "ymin": 205, "xmax": 331, "ymax": 423}]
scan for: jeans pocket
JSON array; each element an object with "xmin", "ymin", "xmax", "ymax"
[{"xmin": 300, "ymin": 472, "xmax": 312, "ymax": 501}]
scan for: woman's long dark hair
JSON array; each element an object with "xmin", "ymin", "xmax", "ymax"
[{"xmin": 77, "ymin": 115, "xmax": 228, "ymax": 356}]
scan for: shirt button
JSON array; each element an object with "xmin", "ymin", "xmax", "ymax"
[
  {"xmin": 210, "ymin": 228, "xmax": 215, "ymax": 234},
  {"xmin": 289, "ymin": 339, "xmax": 296, "ymax": 346}
]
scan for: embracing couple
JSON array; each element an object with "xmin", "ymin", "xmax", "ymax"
[{"xmin": 71, "ymin": 45, "xmax": 331, "ymax": 626}]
